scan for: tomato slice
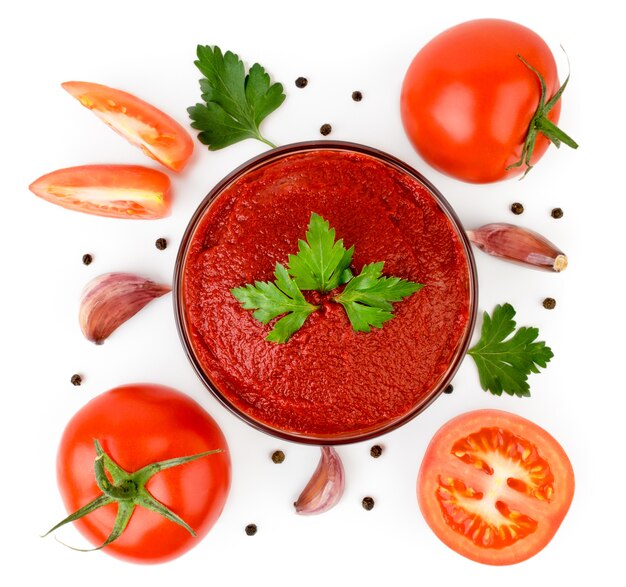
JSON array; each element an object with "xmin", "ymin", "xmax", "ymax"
[
  {"xmin": 29, "ymin": 165, "xmax": 171, "ymax": 219},
  {"xmin": 417, "ymin": 410, "xmax": 574, "ymax": 565},
  {"xmin": 62, "ymin": 81, "xmax": 194, "ymax": 172}
]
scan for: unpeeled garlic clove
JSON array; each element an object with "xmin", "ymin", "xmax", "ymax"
[
  {"xmin": 466, "ymin": 223, "xmax": 568, "ymax": 272},
  {"xmin": 294, "ymin": 446, "xmax": 345, "ymax": 515},
  {"xmin": 79, "ymin": 272, "xmax": 171, "ymax": 344}
]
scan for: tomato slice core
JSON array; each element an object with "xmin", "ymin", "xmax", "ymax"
[
  {"xmin": 436, "ymin": 426, "xmax": 554, "ymax": 549},
  {"xmin": 418, "ymin": 410, "xmax": 574, "ymax": 565}
]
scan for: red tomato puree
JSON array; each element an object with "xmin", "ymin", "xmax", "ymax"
[{"xmin": 182, "ymin": 149, "xmax": 471, "ymax": 437}]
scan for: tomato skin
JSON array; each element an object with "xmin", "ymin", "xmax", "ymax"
[
  {"xmin": 417, "ymin": 410, "xmax": 574, "ymax": 565},
  {"xmin": 29, "ymin": 164, "xmax": 171, "ymax": 219},
  {"xmin": 401, "ymin": 19, "xmax": 562, "ymax": 183},
  {"xmin": 62, "ymin": 81, "xmax": 194, "ymax": 172},
  {"xmin": 56, "ymin": 384, "xmax": 231, "ymax": 564}
]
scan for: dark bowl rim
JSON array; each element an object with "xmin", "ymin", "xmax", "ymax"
[{"xmin": 173, "ymin": 140, "xmax": 479, "ymax": 445}]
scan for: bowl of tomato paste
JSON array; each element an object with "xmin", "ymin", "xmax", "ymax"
[{"xmin": 173, "ymin": 141, "xmax": 478, "ymax": 444}]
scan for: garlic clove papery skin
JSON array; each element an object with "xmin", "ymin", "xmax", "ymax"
[
  {"xmin": 79, "ymin": 272, "xmax": 171, "ymax": 344},
  {"xmin": 466, "ymin": 223, "xmax": 567, "ymax": 272},
  {"xmin": 294, "ymin": 446, "xmax": 345, "ymax": 515}
]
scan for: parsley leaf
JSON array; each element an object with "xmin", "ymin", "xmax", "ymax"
[
  {"xmin": 232, "ymin": 214, "xmax": 423, "ymax": 343},
  {"xmin": 231, "ymin": 264, "xmax": 318, "ymax": 343},
  {"xmin": 468, "ymin": 303, "xmax": 553, "ymax": 397},
  {"xmin": 335, "ymin": 262, "xmax": 423, "ymax": 332},
  {"xmin": 188, "ymin": 45, "xmax": 285, "ymax": 150},
  {"xmin": 287, "ymin": 213, "xmax": 354, "ymax": 292}
]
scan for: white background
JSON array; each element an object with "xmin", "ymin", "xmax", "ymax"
[{"xmin": 2, "ymin": 0, "xmax": 622, "ymax": 584}]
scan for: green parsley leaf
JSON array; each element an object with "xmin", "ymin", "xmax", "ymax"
[
  {"xmin": 467, "ymin": 303, "xmax": 553, "ymax": 397},
  {"xmin": 188, "ymin": 45, "xmax": 285, "ymax": 150},
  {"xmin": 334, "ymin": 262, "xmax": 423, "ymax": 332},
  {"xmin": 231, "ymin": 264, "xmax": 317, "ymax": 343},
  {"xmin": 232, "ymin": 214, "xmax": 423, "ymax": 343},
  {"xmin": 287, "ymin": 213, "xmax": 354, "ymax": 293}
]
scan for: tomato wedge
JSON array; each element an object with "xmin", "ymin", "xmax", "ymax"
[
  {"xmin": 29, "ymin": 165, "xmax": 171, "ymax": 219},
  {"xmin": 417, "ymin": 410, "xmax": 574, "ymax": 565},
  {"xmin": 62, "ymin": 81, "xmax": 194, "ymax": 172}
]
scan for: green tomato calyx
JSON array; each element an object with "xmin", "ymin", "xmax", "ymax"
[
  {"xmin": 506, "ymin": 53, "xmax": 578, "ymax": 178},
  {"xmin": 43, "ymin": 439, "xmax": 222, "ymax": 552}
]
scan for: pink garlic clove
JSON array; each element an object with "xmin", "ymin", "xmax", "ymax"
[
  {"xmin": 294, "ymin": 446, "xmax": 345, "ymax": 515},
  {"xmin": 79, "ymin": 272, "xmax": 171, "ymax": 344},
  {"xmin": 466, "ymin": 223, "xmax": 568, "ymax": 272}
]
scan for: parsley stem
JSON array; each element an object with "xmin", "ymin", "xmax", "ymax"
[{"xmin": 257, "ymin": 135, "xmax": 278, "ymax": 149}]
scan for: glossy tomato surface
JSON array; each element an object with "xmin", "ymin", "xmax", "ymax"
[
  {"xmin": 401, "ymin": 19, "xmax": 562, "ymax": 183},
  {"xmin": 29, "ymin": 164, "xmax": 171, "ymax": 219},
  {"xmin": 417, "ymin": 410, "xmax": 574, "ymax": 565},
  {"xmin": 63, "ymin": 81, "xmax": 194, "ymax": 172},
  {"xmin": 56, "ymin": 384, "xmax": 231, "ymax": 564}
]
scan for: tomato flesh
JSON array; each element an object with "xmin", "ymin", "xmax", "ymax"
[
  {"xmin": 29, "ymin": 164, "xmax": 171, "ymax": 219},
  {"xmin": 401, "ymin": 19, "xmax": 563, "ymax": 183},
  {"xmin": 417, "ymin": 410, "xmax": 574, "ymax": 565},
  {"xmin": 63, "ymin": 81, "xmax": 194, "ymax": 172}
]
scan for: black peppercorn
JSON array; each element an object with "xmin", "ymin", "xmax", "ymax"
[
  {"xmin": 320, "ymin": 123, "xmax": 332, "ymax": 136},
  {"xmin": 510, "ymin": 202, "xmax": 524, "ymax": 215},
  {"xmin": 245, "ymin": 524, "xmax": 257, "ymax": 536},
  {"xmin": 271, "ymin": 450, "xmax": 285, "ymax": 464},
  {"xmin": 352, "ymin": 90, "xmax": 363, "ymax": 102},
  {"xmin": 295, "ymin": 77, "xmax": 308, "ymax": 88},
  {"xmin": 543, "ymin": 297, "xmax": 556, "ymax": 310},
  {"xmin": 370, "ymin": 445, "xmax": 383, "ymax": 458},
  {"xmin": 155, "ymin": 238, "xmax": 167, "ymax": 250},
  {"xmin": 82, "ymin": 254, "xmax": 93, "ymax": 266},
  {"xmin": 443, "ymin": 384, "xmax": 454, "ymax": 394},
  {"xmin": 70, "ymin": 374, "xmax": 82, "ymax": 386},
  {"xmin": 551, "ymin": 207, "xmax": 564, "ymax": 219},
  {"xmin": 362, "ymin": 497, "xmax": 375, "ymax": 511}
]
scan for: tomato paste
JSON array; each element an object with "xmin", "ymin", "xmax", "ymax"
[{"xmin": 181, "ymin": 148, "xmax": 472, "ymax": 439}]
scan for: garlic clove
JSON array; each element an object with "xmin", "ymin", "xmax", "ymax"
[
  {"xmin": 466, "ymin": 223, "xmax": 568, "ymax": 272},
  {"xmin": 294, "ymin": 446, "xmax": 345, "ymax": 515},
  {"xmin": 79, "ymin": 272, "xmax": 171, "ymax": 344}
]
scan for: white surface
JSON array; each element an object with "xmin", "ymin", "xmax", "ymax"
[{"xmin": 2, "ymin": 0, "xmax": 622, "ymax": 584}]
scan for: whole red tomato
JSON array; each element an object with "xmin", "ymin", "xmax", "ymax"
[
  {"xmin": 401, "ymin": 19, "xmax": 577, "ymax": 183},
  {"xmin": 50, "ymin": 383, "xmax": 231, "ymax": 564}
]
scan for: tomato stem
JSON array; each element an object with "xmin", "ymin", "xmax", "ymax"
[
  {"xmin": 506, "ymin": 54, "xmax": 578, "ymax": 178},
  {"xmin": 43, "ymin": 440, "xmax": 223, "ymax": 552}
]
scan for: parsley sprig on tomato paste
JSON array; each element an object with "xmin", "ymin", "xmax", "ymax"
[
  {"xmin": 231, "ymin": 213, "xmax": 422, "ymax": 342},
  {"xmin": 468, "ymin": 303, "xmax": 553, "ymax": 397},
  {"xmin": 188, "ymin": 46, "xmax": 285, "ymax": 150}
]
